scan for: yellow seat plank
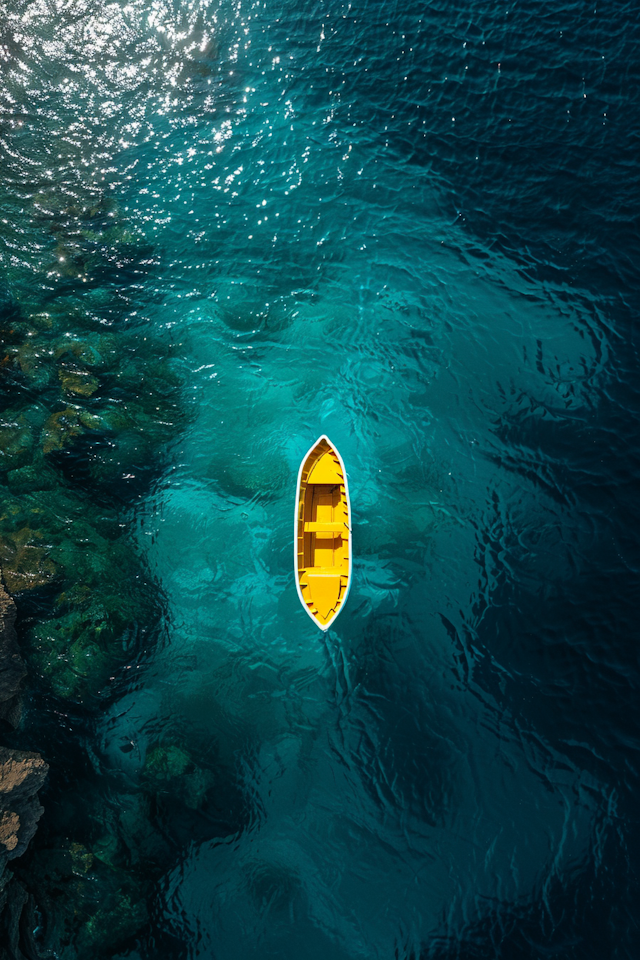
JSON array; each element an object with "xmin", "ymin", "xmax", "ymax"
[{"xmin": 303, "ymin": 521, "xmax": 344, "ymax": 533}]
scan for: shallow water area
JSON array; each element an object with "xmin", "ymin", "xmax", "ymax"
[{"xmin": 1, "ymin": 0, "xmax": 639, "ymax": 957}]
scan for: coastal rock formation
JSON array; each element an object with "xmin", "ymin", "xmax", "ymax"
[
  {"xmin": 0, "ymin": 749, "xmax": 48, "ymax": 862},
  {"xmin": 0, "ymin": 530, "xmax": 59, "ymax": 599},
  {"xmin": 0, "ymin": 582, "xmax": 49, "ymax": 861},
  {"xmin": 0, "ymin": 579, "xmax": 49, "ymax": 959},
  {"xmin": 0, "ymin": 581, "xmax": 25, "ymax": 727},
  {"xmin": 0, "ymin": 747, "xmax": 49, "ymax": 956}
]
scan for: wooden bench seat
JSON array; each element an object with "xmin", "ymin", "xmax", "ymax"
[{"xmin": 303, "ymin": 521, "xmax": 345, "ymax": 534}]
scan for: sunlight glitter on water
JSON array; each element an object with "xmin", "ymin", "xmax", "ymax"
[
  {"xmin": 122, "ymin": 4, "xmax": 609, "ymax": 947},
  {"xmin": 1, "ymin": 0, "xmax": 636, "ymax": 956}
]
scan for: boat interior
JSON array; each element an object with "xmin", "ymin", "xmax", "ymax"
[{"xmin": 296, "ymin": 440, "xmax": 350, "ymax": 627}]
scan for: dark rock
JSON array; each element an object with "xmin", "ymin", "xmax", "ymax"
[
  {"xmin": 0, "ymin": 748, "xmax": 48, "ymax": 861},
  {"xmin": 16, "ymin": 340, "xmax": 54, "ymax": 389},
  {"xmin": 0, "ymin": 878, "xmax": 28, "ymax": 960},
  {"xmin": 0, "ymin": 749, "xmax": 48, "ymax": 958},
  {"xmin": 20, "ymin": 840, "xmax": 149, "ymax": 958},
  {"xmin": 0, "ymin": 581, "xmax": 25, "ymax": 728},
  {"xmin": 0, "ymin": 576, "xmax": 48, "ymax": 960},
  {"xmin": 6, "ymin": 462, "xmax": 58, "ymax": 496}
]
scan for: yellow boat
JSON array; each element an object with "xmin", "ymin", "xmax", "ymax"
[{"xmin": 294, "ymin": 435, "xmax": 352, "ymax": 630}]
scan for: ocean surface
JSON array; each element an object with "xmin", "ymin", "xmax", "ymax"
[{"xmin": 1, "ymin": 0, "xmax": 639, "ymax": 957}]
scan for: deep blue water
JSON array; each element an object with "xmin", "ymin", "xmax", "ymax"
[{"xmin": 1, "ymin": 0, "xmax": 639, "ymax": 957}]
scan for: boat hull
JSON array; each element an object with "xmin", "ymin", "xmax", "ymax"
[{"xmin": 294, "ymin": 435, "xmax": 351, "ymax": 630}]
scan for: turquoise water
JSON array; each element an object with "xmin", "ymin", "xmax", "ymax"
[{"xmin": 1, "ymin": 0, "xmax": 639, "ymax": 956}]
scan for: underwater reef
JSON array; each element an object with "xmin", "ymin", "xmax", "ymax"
[{"xmin": 0, "ymin": 180, "xmax": 202, "ymax": 957}]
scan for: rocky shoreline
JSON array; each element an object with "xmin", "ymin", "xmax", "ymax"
[
  {"xmin": 0, "ymin": 579, "xmax": 48, "ymax": 960},
  {"xmin": 0, "ymin": 177, "xmax": 189, "ymax": 953},
  {"xmin": 0, "ymin": 9, "xmax": 233, "ymax": 952}
]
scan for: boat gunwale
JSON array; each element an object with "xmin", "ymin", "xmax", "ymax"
[{"xmin": 294, "ymin": 434, "xmax": 352, "ymax": 631}]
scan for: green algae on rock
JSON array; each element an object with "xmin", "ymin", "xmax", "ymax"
[
  {"xmin": 41, "ymin": 408, "xmax": 101, "ymax": 455},
  {"xmin": 0, "ymin": 418, "xmax": 34, "ymax": 473},
  {"xmin": 58, "ymin": 365, "xmax": 100, "ymax": 398},
  {"xmin": 144, "ymin": 743, "xmax": 214, "ymax": 811},
  {"xmin": 0, "ymin": 528, "xmax": 60, "ymax": 597},
  {"xmin": 0, "ymin": 190, "xmax": 187, "ymax": 958},
  {"xmin": 15, "ymin": 505, "xmax": 159, "ymax": 701},
  {"xmin": 0, "ymin": 61, "xmax": 190, "ymax": 953},
  {"xmin": 24, "ymin": 572, "xmax": 148, "ymax": 703},
  {"xmin": 54, "ymin": 337, "xmax": 108, "ymax": 369},
  {"xmin": 15, "ymin": 840, "xmax": 149, "ymax": 958}
]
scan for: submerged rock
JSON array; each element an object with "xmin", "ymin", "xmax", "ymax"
[
  {"xmin": 58, "ymin": 364, "xmax": 99, "ymax": 398},
  {"xmin": 69, "ymin": 841, "xmax": 94, "ymax": 876},
  {"xmin": 51, "ymin": 240, "xmax": 95, "ymax": 280},
  {"xmin": 16, "ymin": 339, "xmax": 54, "ymax": 388},
  {"xmin": 0, "ymin": 418, "xmax": 34, "ymax": 473},
  {"xmin": 144, "ymin": 743, "xmax": 214, "ymax": 810},
  {"xmin": 213, "ymin": 450, "xmax": 290, "ymax": 501},
  {"xmin": 145, "ymin": 744, "xmax": 192, "ymax": 781},
  {"xmin": 0, "ymin": 168, "xmax": 188, "ymax": 957},
  {"xmin": 0, "ymin": 212, "xmax": 187, "ymax": 957},
  {"xmin": 17, "ymin": 839, "xmax": 148, "ymax": 958},
  {"xmin": 74, "ymin": 889, "xmax": 148, "ymax": 955},
  {"xmin": 54, "ymin": 337, "xmax": 110, "ymax": 370},
  {"xmin": 41, "ymin": 407, "xmax": 101, "ymax": 455},
  {"xmin": 0, "ymin": 528, "xmax": 59, "ymax": 596},
  {"xmin": 33, "ymin": 187, "xmax": 119, "ymax": 228},
  {"xmin": 28, "ymin": 608, "xmax": 120, "ymax": 702},
  {"xmin": 23, "ymin": 533, "xmax": 155, "ymax": 700},
  {"xmin": 6, "ymin": 460, "xmax": 59, "ymax": 495},
  {"xmin": 28, "ymin": 312, "xmax": 54, "ymax": 332}
]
